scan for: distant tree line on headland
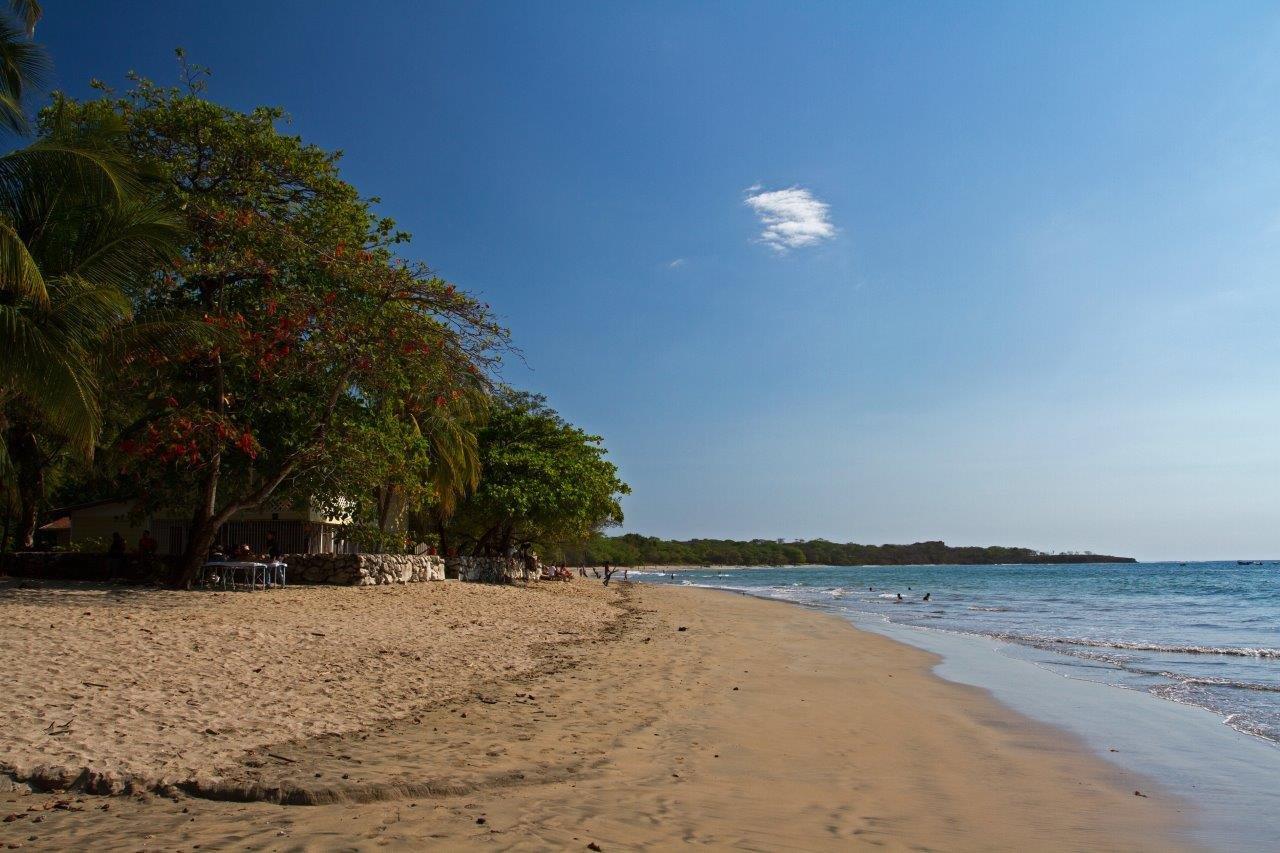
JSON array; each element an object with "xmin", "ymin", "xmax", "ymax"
[{"xmin": 557, "ymin": 534, "xmax": 1135, "ymax": 567}]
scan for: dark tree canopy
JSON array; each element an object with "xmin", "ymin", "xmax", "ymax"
[{"xmin": 561, "ymin": 535, "xmax": 1134, "ymax": 567}]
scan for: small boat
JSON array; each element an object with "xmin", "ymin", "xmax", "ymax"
[{"xmin": 1237, "ymin": 560, "xmax": 1255, "ymax": 565}]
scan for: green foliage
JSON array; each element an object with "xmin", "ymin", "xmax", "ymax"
[
  {"xmin": 441, "ymin": 390, "xmax": 629, "ymax": 556},
  {"xmin": 0, "ymin": 2, "xmax": 46, "ymax": 133},
  {"xmin": 2, "ymin": 58, "xmax": 626, "ymax": 571},
  {"xmin": 45, "ymin": 74, "xmax": 506, "ymax": 580},
  {"xmin": 0, "ymin": 100, "xmax": 189, "ymax": 547},
  {"xmin": 0, "ymin": 107, "xmax": 186, "ymax": 450}
]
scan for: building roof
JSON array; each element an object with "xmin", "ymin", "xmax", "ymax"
[
  {"xmin": 46, "ymin": 497, "xmax": 135, "ymax": 515},
  {"xmin": 38, "ymin": 516, "xmax": 71, "ymax": 531}
]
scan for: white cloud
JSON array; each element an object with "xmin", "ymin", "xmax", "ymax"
[
  {"xmin": 667, "ymin": 258, "xmax": 686, "ymax": 268},
  {"xmin": 743, "ymin": 185, "xmax": 836, "ymax": 252}
]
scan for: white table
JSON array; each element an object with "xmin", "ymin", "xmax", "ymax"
[{"xmin": 201, "ymin": 560, "xmax": 287, "ymax": 590}]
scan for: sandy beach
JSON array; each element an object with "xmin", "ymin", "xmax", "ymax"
[{"xmin": 0, "ymin": 579, "xmax": 1194, "ymax": 851}]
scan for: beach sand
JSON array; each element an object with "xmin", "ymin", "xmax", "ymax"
[{"xmin": 0, "ymin": 579, "xmax": 1194, "ymax": 851}]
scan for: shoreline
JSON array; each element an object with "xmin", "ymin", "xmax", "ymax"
[{"xmin": 1, "ymin": 581, "xmax": 1194, "ymax": 850}]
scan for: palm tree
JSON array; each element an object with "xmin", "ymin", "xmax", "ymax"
[
  {"xmin": 0, "ymin": 111, "xmax": 187, "ymax": 546},
  {"xmin": 0, "ymin": 1, "xmax": 45, "ymax": 133},
  {"xmin": 0, "ymin": 1, "xmax": 196, "ymax": 549},
  {"xmin": 388, "ymin": 379, "xmax": 488, "ymax": 553}
]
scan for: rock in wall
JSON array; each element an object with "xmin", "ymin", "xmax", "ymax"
[
  {"xmin": 444, "ymin": 556, "xmax": 532, "ymax": 583},
  {"xmin": 281, "ymin": 554, "xmax": 444, "ymax": 586}
]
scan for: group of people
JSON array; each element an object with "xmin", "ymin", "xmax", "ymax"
[
  {"xmin": 541, "ymin": 562, "xmax": 575, "ymax": 581},
  {"xmin": 204, "ymin": 532, "xmax": 287, "ymax": 588},
  {"xmin": 105, "ymin": 529, "xmax": 159, "ymax": 575},
  {"xmin": 107, "ymin": 530, "xmax": 288, "ymax": 564},
  {"xmin": 208, "ymin": 531, "xmax": 284, "ymax": 564},
  {"xmin": 534, "ymin": 562, "xmax": 631, "ymax": 583}
]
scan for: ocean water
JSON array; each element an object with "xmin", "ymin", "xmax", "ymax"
[{"xmin": 631, "ymin": 562, "xmax": 1280, "ymax": 747}]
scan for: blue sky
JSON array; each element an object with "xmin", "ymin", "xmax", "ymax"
[{"xmin": 41, "ymin": 2, "xmax": 1280, "ymax": 559}]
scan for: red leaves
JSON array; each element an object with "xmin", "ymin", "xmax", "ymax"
[{"xmin": 119, "ymin": 411, "xmax": 260, "ymax": 470}]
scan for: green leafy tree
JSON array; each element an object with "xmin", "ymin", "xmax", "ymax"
[
  {"xmin": 310, "ymin": 377, "xmax": 485, "ymax": 553},
  {"xmin": 57, "ymin": 71, "xmax": 505, "ymax": 585},
  {"xmin": 442, "ymin": 390, "xmax": 629, "ymax": 557}
]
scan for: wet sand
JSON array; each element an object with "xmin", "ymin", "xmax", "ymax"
[{"xmin": 0, "ymin": 581, "xmax": 1194, "ymax": 851}]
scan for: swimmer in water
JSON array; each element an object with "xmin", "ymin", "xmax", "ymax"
[
  {"xmin": 923, "ymin": 592, "xmax": 931, "ymax": 602},
  {"xmin": 896, "ymin": 593, "xmax": 903, "ymax": 602}
]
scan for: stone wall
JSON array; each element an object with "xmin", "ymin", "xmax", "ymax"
[
  {"xmin": 283, "ymin": 553, "xmax": 445, "ymax": 586},
  {"xmin": 445, "ymin": 556, "xmax": 533, "ymax": 583}
]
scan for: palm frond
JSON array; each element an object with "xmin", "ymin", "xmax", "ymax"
[
  {"xmin": 68, "ymin": 201, "xmax": 187, "ymax": 294},
  {"xmin": 0, "ymin": 135, "xmax": 143, "ymax": 206},
  {"xmin": 0, "ymin": 214, "xmax": 44, "ymax": 302},
  {"xmin": 0, "ymin": 13, "xmax": 46, "ymax": 133},
  {"xmin": 0, "ymin": 302, "xmax": 101, "ymax": 453},
  {"xmin": 9, "ymin": 1, "xmax": 41, "ymax": 37}
]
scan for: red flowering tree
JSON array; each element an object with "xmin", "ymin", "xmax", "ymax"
[{"xmin": 61, "ymin": 73, "xmax": 506, "ymax": 585}]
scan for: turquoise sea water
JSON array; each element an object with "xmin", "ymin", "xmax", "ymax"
[{"xmin": 632, "ymin": 562, "xmax": 1280, "ymax": 747}]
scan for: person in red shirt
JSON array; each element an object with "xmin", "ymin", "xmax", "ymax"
[{"xmin": 138, "ymin": 530, "xmax": 158, "ymax": 556}]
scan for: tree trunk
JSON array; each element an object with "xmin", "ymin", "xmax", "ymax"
[
  {"xmin": 173, "ymin": 460, "xmax": 222, "ymax": 588},
  {"xmin": 171, "ymin": 453, "xmax": 299, "ymax": 588},
  {"xmin": 16, "ymin": 492, "xmax": 38, "ymax": 550},
  {"xmin": 435, "ymin": 516, "xmax": 450, "ymax": 558},
  {"xmin": 175, "ymin": 514, "xmax": 222, "ymax": 589},
  {"xmin": 12, "ymin": 428, "xmax": 45, "ymax": 550}
]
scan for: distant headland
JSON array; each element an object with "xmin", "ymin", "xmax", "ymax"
[{"xmin": 561, "ymin": 534, "xmax": 1136, "ymax": 567}]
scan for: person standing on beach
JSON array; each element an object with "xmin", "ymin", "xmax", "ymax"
[{"xmin": 106, "ymin": 532, "xmax": 127, "ymax": 577}]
